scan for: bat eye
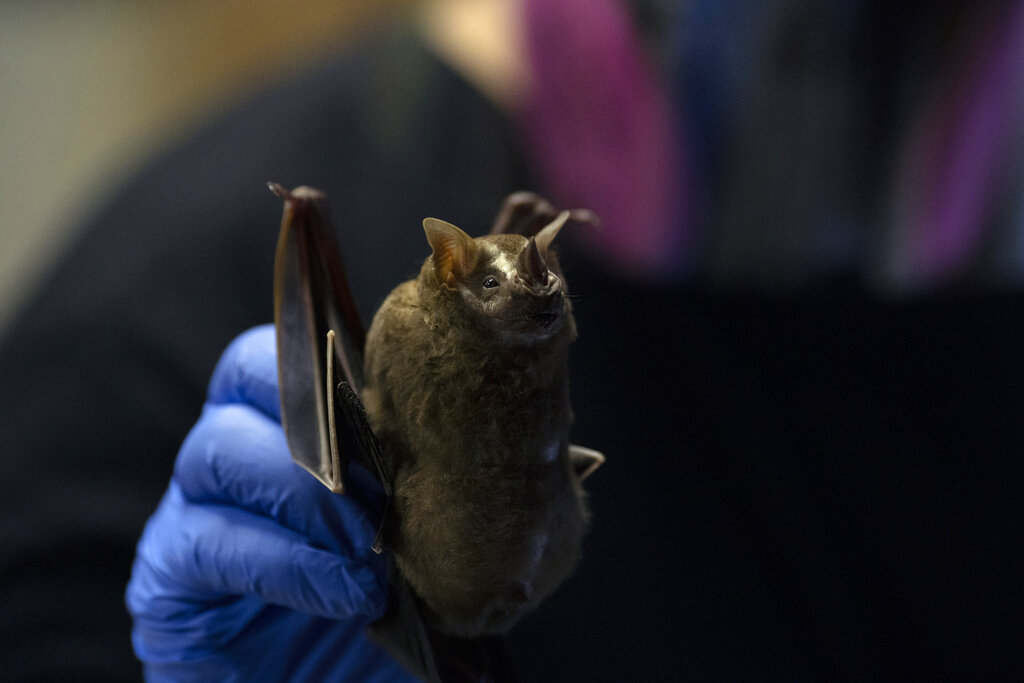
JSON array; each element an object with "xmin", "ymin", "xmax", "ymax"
[{"xmin": 483, "ymin": 276, "xmax": 500, "ymax": 289}]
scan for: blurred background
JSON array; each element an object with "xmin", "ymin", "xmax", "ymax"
[
  {"xmin": 6, "ymin": 1, "xmax": 1024, "ymax": 329},
  {"xmin": 0, "ymin": 0, "xmax": 409, "ymax": 330}
]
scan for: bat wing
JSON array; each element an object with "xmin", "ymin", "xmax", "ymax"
[
  {"xmin": 490, "ymin": 191, "xmax": 599, "ymax": 237},
  {"xmin": 271, "ymin": 183, "xmax": 390, "ymax": 502}
]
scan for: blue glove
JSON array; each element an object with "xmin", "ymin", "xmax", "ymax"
[{"xmin": 125, "ymin": 325, "xmax": 417, "ymax": 682}]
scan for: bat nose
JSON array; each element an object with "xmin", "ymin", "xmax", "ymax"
[{"xmin": 517, "ymin": 236, "xmax": 549, "ymax": 287}]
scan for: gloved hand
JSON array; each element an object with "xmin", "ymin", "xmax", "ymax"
[{"xmin": 125, "ymin": 325, "xmax": 416, "ymax": 682}]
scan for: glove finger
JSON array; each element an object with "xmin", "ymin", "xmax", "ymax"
[
  {"xmin": 207, "ymin": 324, "xmax": 281, "ymax": 420},
  {"xmin": 175, "ymin": 403, "xmax": 380, "ymax": 559},
  {"xmin": 128, "ymin": 483, "xmax": 386, "ymax": 630}
]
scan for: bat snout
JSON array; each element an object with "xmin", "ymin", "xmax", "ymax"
[{"xmin": 528, "ymin": 291, "xmax": 564, "ymax": 329}]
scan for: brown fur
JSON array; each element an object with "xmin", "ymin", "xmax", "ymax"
[{"xmin": 362, "ymin": 229, "xmax": 588, "ymax": 636}]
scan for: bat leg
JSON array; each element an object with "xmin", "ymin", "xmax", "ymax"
[
  {"xmin": 569, "ymin": 444, "xmax": 605, "ymax": 481},
  {"xmin": 370, "ymin": 572, "xmax": 519, "ymax": 683},
  {"xmin": 369, "ymin": 572, "xmax": 441, "ymax": 682},
  {"xmin": 431, "ymin": 633, "xmax": 517, "ymax": 683}
]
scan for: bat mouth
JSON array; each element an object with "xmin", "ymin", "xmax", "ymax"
[{"xmin": 529, "ymin": 311, "xmax": 561, "ymax": 329}]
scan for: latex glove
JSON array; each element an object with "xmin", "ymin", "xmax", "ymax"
[{"xmin": 125, "ymin": 325, "xmax": 416, "ymax": 682}]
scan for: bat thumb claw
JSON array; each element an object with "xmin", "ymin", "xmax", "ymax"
[{"xmin": 267, "ymin": 181, "xmax": 290, "ymax": 199}]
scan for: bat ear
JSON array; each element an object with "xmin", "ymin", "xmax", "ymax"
[
  {"xmin": 423, "ymin": 218, "xmax": 480, "ymax": 289},
  {"xmin": 535, "ymin": 211, "xmax": 570, "ymax": 254}
]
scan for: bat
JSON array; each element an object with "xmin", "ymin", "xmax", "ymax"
[{"xmin": 270, "ymin": 184, "xmax": 603, "ymax": 681}]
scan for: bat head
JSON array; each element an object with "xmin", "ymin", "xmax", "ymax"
[{"xmin": 423, "ymin": 212, "xmax": 572, "ymax": 344}]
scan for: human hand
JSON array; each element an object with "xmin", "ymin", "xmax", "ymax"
[{"xmin": 125, "ymin": 325, "xmax": 415, "ymax": 682}]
